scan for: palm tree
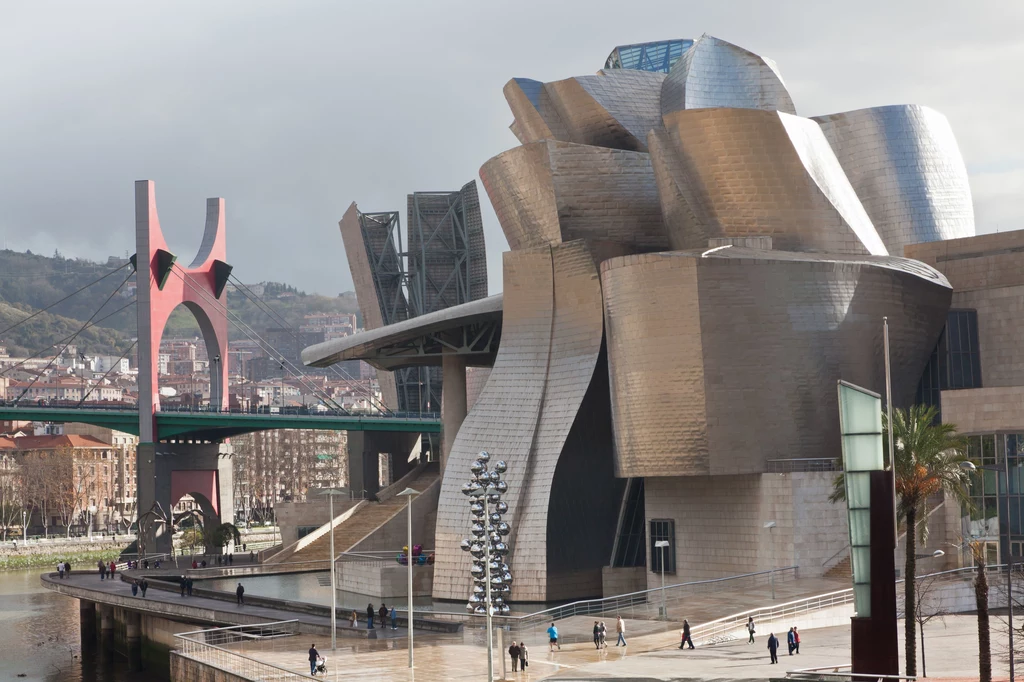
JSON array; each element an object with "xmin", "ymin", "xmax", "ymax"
[
  {"xmin": 830, "ymin": 404, "xmax": 971, "ymax": 678},
  {"xmin": 969, "ymin": 540, "xmax": 993, "ymax": 682}
]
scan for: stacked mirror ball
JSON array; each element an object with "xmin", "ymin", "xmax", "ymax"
[{"xmin": 460, "ymin": 451, "xmax": 513, "ymax": 615}]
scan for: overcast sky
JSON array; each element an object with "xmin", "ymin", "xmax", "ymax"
[{"xmin": 1, "ymin": 1, "xmax": 1020, "ymax": 297}]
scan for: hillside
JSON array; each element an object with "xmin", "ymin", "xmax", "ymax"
[{"xmin": 0, "ymin": 249, "xmax": 361, "ymax": 355}]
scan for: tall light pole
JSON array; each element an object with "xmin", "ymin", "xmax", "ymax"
[
  {"xmin": 319, "ymin": 489, "xmax": 344, "ymax": 651},
  {"xmin": 764, "ymin": 521, "xmax": 777, "ymax": 600},
  {"xmin": 87, "ymin": 504, "xmax": 97, "ymax": 540},
  {"xmin": 213, "ymin": 354, "xmax": 221, "ymax": 410},
  {"xmin": 397, "ymin": 487, "xmax": 421, "ymax": 668},
  {"xmin": 655, "ymin": 539, "xmax": 669, "ymax": 619}
]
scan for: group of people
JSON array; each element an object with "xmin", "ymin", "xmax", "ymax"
[
  {"xmin": 507, "ymin": 641, "xmax": 530, "ymax": 671},
  {"xmin": 178, "ymin": 575, "xmax": 195, "ymax": 596},
  {"xmin": 748, "ymin": 616, "xmax": 801, "ymax": 664},
  {"xmin": 55, "ymin": 560, "xmax": 73, "ymax": 578},
  {"xmin": 96, "ymin": 560, "xmax": 117, "ymax": 580},
  {"xmin": 359, "ymin": 603, "xmax": 397, "ymax": 630},
  {"xmin": 129, "ymin": 577, "xmax": 149, "ymax": 597},
  {"xmin": 588, "ymin": 616, "xmax": 629, "ymax": 649}
]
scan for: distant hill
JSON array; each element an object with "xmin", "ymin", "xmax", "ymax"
[{"xmin": 0, "ymin": 249, "xmax": 360, "ymax": 356}]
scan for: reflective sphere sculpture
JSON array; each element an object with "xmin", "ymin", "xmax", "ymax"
[
  {"xmin": 497, "ymin": 522, "xmax": 511, "ymax": 536},
  {"xmin": 496, "ymin": 501, "xmax": 509, "ymax": 514},
  {"xmin": 499, "ymin": 604, "xmax": 511, "ymax": 616},
  {"xmin": 495, "ymin": 460, "xmax": 507, "ymax": 473},
  {"xmin": 462, "ymin": 453, "xmax": 513, "ymax": 614},
  {"xmin": 470, "ymin": 462, "xmax": 485, "ymax": 475},
  {"xmin": 460, "ymin": 539, "xmax": 472, "ymax": 552},
  {"xmin": 477, "ymin": 451, "xmax": 490, "ymax": 463},
  {"xmin": 496, "ymin": 481, "xmax": 508, "ymax": 494}
]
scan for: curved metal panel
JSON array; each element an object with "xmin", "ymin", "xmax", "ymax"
[
  {"xmin": 813, "ymin": 104, "xmax": 975, "ymax": 255},
  {"xmin": 480, "ymin": 140, "xmax": 667, "ymax": 255},
  {"xmin": 661, "ymin": 34, "xmax": 796, "ymax": 116},
  {"xmin": 432, "ymin": 247, "xmax": 554, "ymax": 601},
  {"xmin": 602, "ymin": 249, "xmax": 951, "ymax": 478},
  {"xmin": 510, "ymin": 241, "xmax": 605, "ymax": 601},
  {"xmin": 650, "ymin": 108, "xmax": 886, "ymax": 255}
]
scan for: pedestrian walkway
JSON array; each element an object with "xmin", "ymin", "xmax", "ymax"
[
  {"xmin": 230, "ymin": 614, "xmax": 999, "ymax": 681},
  {"xmin": 40, "ymin": 570, "xmax": 436, "ymax": 638}
]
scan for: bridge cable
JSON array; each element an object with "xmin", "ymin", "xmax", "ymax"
[
  {"xmin": 167, "ymin": 266, "xmax": 346, "ymax": 412},
  {"xmin": 0, "ymin": 261, "xmax": 132, "ymax": 338},
  {"xmin": 13, "ymin": 271, "xmax": 135, "ymax": 404},
  {"xmin": 0, "ymin": 299, "xmax": 136, "ymax": 381},
  {"xmin": 226, "ymin": 275, "xmax": 389, "ymax": 414},
  {"xmin": 77, "ymin": 339, "xmax": 138, "ymax": 406}
]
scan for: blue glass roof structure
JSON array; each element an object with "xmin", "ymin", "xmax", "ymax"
[{"xmin": 604, "ymin": 39, "xmax": 693, "ymax": 73}]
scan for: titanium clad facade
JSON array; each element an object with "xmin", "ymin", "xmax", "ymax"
[
  {"xmin": 649, "ymin": 109, "xmax": 887, "ymax": 255},
  {"xmin": 480, "ymin": 140, "xmax": 667, "ymax": 255},
  {"xmin": 661, "ymin": 34, "xmax": 795, "ymax": 115},
  {"xmin": 814, "ymin": 105, "xmax": 975, "ymax": 255},
  {"xmin": 601, "ymin": 249, "xmax": 952, "ymax": 479}
]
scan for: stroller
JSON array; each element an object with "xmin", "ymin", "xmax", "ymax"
[{"xmin": 313, "ymin": 655, "xmax": 327, "ymax": 676}]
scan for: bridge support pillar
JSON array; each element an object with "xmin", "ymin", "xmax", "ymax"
[
  {"xmin": 79, "ymin": 600, "xmax": 96, "ymax": 650},
  {"xmin": 125, "ymin": 610, "xmax": 142, "ymax": 671},
  {"xmin": 137, "ymin": 442, "xmax": 234, "ymax": 555},
  {"xmin": 347, "ymin": 431, "xmax": 419, "ymax": 497},
  {"xmin": 441, "ymin": 355, "xmax": 467, "ymax": 473},
  {"xmin": 98, "ymin": 603, "xmax": 114, "ymax": 654}
]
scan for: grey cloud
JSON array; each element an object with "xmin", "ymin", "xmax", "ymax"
[{"xmin": 0, "ymin": 0, "xmax": 1019, "ymax": 296}]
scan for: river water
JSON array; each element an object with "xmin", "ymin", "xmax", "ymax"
[{"xmin": 0, "ymin": 569, "xmax": 158, "ymax": 682}]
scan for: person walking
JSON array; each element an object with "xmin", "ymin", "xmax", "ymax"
[
  {"xmin": 615, "ymin": 616, "xmax": 627, "ymax": 646},
  {"xmin": 787, "ymin": 627, "xmax": 795, "ymax": 655},
  {"xmin": 599, "ymin": 621, "xmax": 607, "ymax": 649},
  {"xmin": 508, "ymin": 641, "xmax": 521, "ymax": 672},
  {"xmin": 109, "ymin": 560, "xmax": 116, "ymax": 577},
  {"xmin": 131, "ymin": 580, "xmax": 139, "ymax": 597},
  {"xmin": 186, "ymin": 576, "xmax": 194, "ymax": 597},
  {"xmin": 793, "ymin": 627, "xmax": 800, "ymax": 654},
  {"xmin": 179, "ymin": 575, "xmax": 187, "ymax": 597},
  {"xmin": 366, "ymin": 603, "xmax": 375, "ymax": 629},
  {"xmin": 747, "ymin": 616, "xmax": 755, "ymax": 643},
  {"xmin": 140, "ymin": 578, "xmax": 148, "ymax": 598},
  {"xmin": 350, "ymin": 610, "xmax": 358, "ymax": 628},
  {"xmin": 519, "ymin": 642, "xmax": 529, "ymax": 671},
  {"xmin": 390, "ymin": 605, "xmax": 398, "ymax": 630},
  {"xmin": 680, "ymin": 619, "xmax": 695, "ymax": 649},
  {"xmin": 236, "ymin": 582, "xmax": 245, "ymax": 605},
  {"xmin": 767, "ymin": 632, "xmax": 779, "ymax": 664},
  {"xmin": 98, "ymin": 560, "xmax": 107, "ymax": 581},
  {"xmin": 547, "ymin": 623, "xmax": 560, "ymax": 651},
  {"xmin": 57, "ymin": 562, "xmax": 64, "ymax": 579},
  {"xmin": 308, "ymin": 643, "xmax": 320, "ymax": 676},
  {"xmin": 592, "ymin": 621, "xmax": 601, "ymax": 649},
  {"xmin": 378, "ymin": 603, "xmax": 388, "ymax": 629}
]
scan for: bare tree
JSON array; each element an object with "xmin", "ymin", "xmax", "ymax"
[
  {"xmin": 20, "ymin": 452, "xmax": 52, "ymax": 537},
  {"xmin": 914, "ymin": 573, "xmax": 949, "ymax": 678},
  {"xmin": 48, "ymin": 449, "xmax": 89, "ymax": 538},
  {"xmin": 0, "ymin": 457, "xmax": 25, "ymax": 540}
]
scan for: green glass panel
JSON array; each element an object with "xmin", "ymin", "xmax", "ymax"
[
  {"xmin": 854, "ymin": 584, "xmax": 872, "ymax": 618},
  {"xmin": 849, "ymin": 509, "xmax": 872, "ymax": 546},
  {"xmin": 843, "ymin": 434, "xmax": 884, "ymax": 472},
  {"xmin": 984, "ymin": 435, "xmax": 996, "ymax": 464},
  {"xmin": 846, "ymin": 472, "xmax": 872, "ymax": 510},
  {"xmin": 851, "ymin": 546, "xmax": 871, "ymax": 584},
  {"xmin": 839, "ymin": 384, "xmax": 882, "ymax": 434},
  {"xmin": 984, "ymin": 470, "xmax": 997, "ymax": 496}
]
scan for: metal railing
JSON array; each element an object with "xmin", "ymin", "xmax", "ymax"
[
  {"xmin": 767, "ymin": 458, "xmax": 840, "ymax": 473},
  {"xmin": 503, "ymin": 566, "xmax": 798, "ymax": 638},
  {"xmin": 174, "ymin": 620, "xmax": 314, "ymax": 681},
  {"xmin": 786, "ymin": 667, "xmax": 915, "ymax": 682}
]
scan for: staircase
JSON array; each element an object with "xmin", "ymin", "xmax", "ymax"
[
  {"xmin": 825, "ymin": 554, "xmax": 852, "ymax": 579},
  {"xmin": 266, "ymin": 465, "xmax": 440, "ymax": 564}
]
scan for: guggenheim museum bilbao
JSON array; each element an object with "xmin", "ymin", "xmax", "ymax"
[{"xmin": 305, "ymin": 35, "xmax": 1022, "ymax": 603}]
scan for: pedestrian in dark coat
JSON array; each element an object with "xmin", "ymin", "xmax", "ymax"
[
  {"xmin": 140, "ymin": 579, "xmax": 148, "ymax": 598},
  {"xmin": 508, "ymin": 642, "xmax": 521, "ymax": 672},
  {"xmin": 236, "ymin": 583, "xmax": 245, "ymax": 605},
  {"xmin": 680, "ymin": 619, "xmax": 695, "ymax": 649},
  {"xmin": 793, "ymin": 627, "xmax": 801, "ymax": 654},
  {"xmin": 366, "ymin": 603, "xmax": 375, "ymax": 629},
  {"xmin": 787, "ymin": 627, "xmax": 795, "ymax": 655},
  {"xmin": 186, "ymin": 577, "xmax": 194, "ymax": 596},
  {"xmin": 179, "ymin": 575, "xmax": 187, "ymax": 596},
  {"xmin": 767, "ymin": 633, "xmax": 779, "ymax": 664},
  {"xmin": 131, "ymin": 580, "xmax": 138, "ymax": 596},
  {"xmin": 378, "ymin": 603, "xmax": 388, "ymax": 628}
]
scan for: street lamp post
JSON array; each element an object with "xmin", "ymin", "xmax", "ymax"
[
  {"xmin": 397, "ymin": 487, "xmax": 421, "ymax": 668},
  {"xmin": 22, "ymin": 510, "xmax": 27, "ymax": 540},
  {"xmin": 319, "ymin": 489, "xmax": 344, "ymax": 652},
  {"xmin": 654, "ymin": 539, "xmax": 669, "ymax": 619},
  {"xmin": 213, "ymin": 355, "xmax": 221, "ymax": 410}
]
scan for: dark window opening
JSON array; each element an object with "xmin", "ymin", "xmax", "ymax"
[
  {"xmin": 613, "ymin": 478, "xmax": 646, "ymax": 568},
  {"xmin": 649, "ymin": 518, "xmax": 676, "ymax": 575}
]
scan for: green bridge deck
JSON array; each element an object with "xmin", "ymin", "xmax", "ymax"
[{"xmin": 0, "ymin": 406, "xmax": 440, "ymax": 441}]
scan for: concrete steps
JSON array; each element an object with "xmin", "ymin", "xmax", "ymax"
[
  {"xmin": 267, "ymin": 466, "xmax": 440, "ymax": 564},
  {"xmin": 824, "ymin": 554, "xmax": 852, "ymax": 579}
]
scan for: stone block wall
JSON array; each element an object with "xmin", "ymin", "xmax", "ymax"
[{"xmin": 643, "ymin": 472, "xmax": 848, "ymax": 587}]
